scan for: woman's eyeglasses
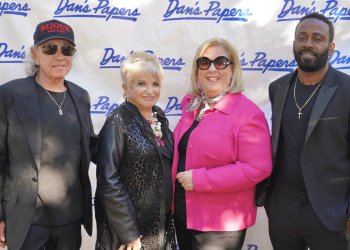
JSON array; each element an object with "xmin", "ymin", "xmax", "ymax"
[
  {"xmin": 40, "ymin": 44, "xmax": 76, "ymax": 56},
  {"xmin": 196, "ymin": 56, "xmax": 232, "ymax": 70}
]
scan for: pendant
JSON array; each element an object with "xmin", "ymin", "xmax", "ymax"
[
  {"xmin": 297, "ymin": 109, "xmax": 302, "ymax": 119},
  {"xmin": 59, "ymin": 108, "xmax": 63, "ymax": 115}
]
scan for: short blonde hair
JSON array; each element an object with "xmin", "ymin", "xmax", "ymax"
[
  {"xmin": 190, "ymin": 38, "xmax": 244, "ymax": 95},
  {"xmin": 121, "ymin": 51, "xmax": 164, "ymax": 86}
]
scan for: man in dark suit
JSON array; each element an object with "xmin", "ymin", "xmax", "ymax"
[
  {"xmin": 0, "ymin": 19, "xmax": 97, "ymax": 250},
  {"xmin": 260, "ymin": 13, "xmax": 350, "ymax": 249}
]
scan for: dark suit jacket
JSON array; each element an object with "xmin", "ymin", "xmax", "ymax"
[
  {"xmin": 257, "ymin": 66, "xmax": 350, "ymax": 232},
  {"xmin": 0, "ymin": 76, "xmax": 97, "ymax": 250}
]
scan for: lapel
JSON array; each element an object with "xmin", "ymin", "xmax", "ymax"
[
  {"xmin": 65, "ymin": 82, "xmax": 89, "ymax": 151},
  {"xmin": 14, "ymin": 76, "xmax": 41, "ymax": 172},
  {"xmin": 124, "ymin": 101, "xmax": 165, "ymax": 152},
  {"xmin": 13, "ymin": 79, "xmax": 90, "ymax": 172},
  {"xmin": 272, "ymin": 72, "xmax": 296, "ymax": 156},
  {"xmin": 124, "ymin": 101, "xmax": 157, "ymax": 146},
  {"xmin": 304, "ymin": 66, "xmax": 338, "ymax": 144}
]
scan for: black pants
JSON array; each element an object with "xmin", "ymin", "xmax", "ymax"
[
  {"xmin": 174, "ymin": 190, "xmax": 246, "ymax": 250},
  {"xmin": 20, "ymin": 220, "xmax": 82, "ymax": 250},
  {"xmin": 174, "ymin": 212, "xmax": 246, "ymax": 250},
  {"xmin": 266, "ymin": 183, "xmax": 348, "ymax": 250}
]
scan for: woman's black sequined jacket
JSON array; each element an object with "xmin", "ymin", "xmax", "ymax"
[{"xmin": 95, "ymin": 101, "xmax": 174, "ymax": 250}]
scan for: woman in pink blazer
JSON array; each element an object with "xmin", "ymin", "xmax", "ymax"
[{"xmin": 172, "ymin": 38, "xmax": 272, "ymax": 250}]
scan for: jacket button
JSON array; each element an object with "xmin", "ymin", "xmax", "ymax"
[{"xmin": 32, "ymin": 177, "xmax": 38, "ymax": 182}]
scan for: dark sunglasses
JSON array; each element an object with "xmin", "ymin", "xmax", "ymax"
[
  {"xmin": 40, "ymin": 44, "xmax": 76, "ymax": 56},
  {"xmin": 196, "ymin": 56, "xmax": 232, "ymax": 70}
]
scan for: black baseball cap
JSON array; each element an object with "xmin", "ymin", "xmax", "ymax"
[{"xmin": 33, "ymin": 19, "xmax": 75, "ymax": 46}]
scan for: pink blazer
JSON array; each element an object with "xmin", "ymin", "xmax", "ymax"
[{"xmin": 172, "ymin": 92, "xmax": 272, "ymax": 231}]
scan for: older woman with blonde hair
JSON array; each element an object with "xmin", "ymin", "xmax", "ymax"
[
  {"xmin": 95, "ymin": 51, "xmax": 175, "ymax": 250},
  {"xmin": 172, "ymin": 38, "xmax": 272, "ymax": 250}
]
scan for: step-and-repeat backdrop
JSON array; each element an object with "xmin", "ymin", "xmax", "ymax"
[{"xmin": 1, "ymin": 0, "xmax": 350, "ymax": 249}]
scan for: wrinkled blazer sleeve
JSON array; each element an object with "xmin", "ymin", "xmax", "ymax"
[{"xmin": 96, "ymin": 122, "xmax": 141, "ymax": 245}]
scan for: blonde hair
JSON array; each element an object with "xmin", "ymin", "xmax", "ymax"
[
  {"xmin": 121, "ymin": 51, "xmax": 164, "ymax": 86},
  {"xmin": 190, "ymin": 38, "xmax": 244, "ymax": 95}
]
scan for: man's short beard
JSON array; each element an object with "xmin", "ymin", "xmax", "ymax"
[{"xmin": 293, "ymin": 47, "xmax": 329, "ymax": 72}]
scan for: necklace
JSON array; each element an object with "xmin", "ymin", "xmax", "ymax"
[
  {"xmin": 36, "ymin": 75, "xmax": 66, "ymax": 115},
  {"xmin": 146, "ymin": 112, "xmax": 164, "ymax": 147},
  {"xmin": 45, "ymin": 89, "xmax": 66, "ymax": 115},
  {"xmin": 293, "ymin": 75, "xmax": 324, "ymax": 119}
]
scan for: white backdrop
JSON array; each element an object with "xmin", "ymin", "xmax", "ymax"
[{"xmin": 1, "ymin": 0, "xmax": 350, "ymax": 249}]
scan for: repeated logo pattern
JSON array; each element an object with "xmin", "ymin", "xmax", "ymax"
[
  {"xmin": 53, "ymin": 0, "xmax": 140, "ymax": 21},
  {"xmin": 277, "ymin": 0, "xmax": 350, "ymax": 23},
  {"xmin": 163, "ymin": 0, "xmax": 252, "ymax": 23},
  {"xmin": 0, "ymin": 1, "xmax": 30, "ymax": 17}
]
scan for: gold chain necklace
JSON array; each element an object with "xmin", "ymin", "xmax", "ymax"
[{"xmin": 293, "ymin": 75, "xmax": 324, "ymax": 119}]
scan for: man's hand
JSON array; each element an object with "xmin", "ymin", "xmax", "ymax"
[
  {"xmin": 177, "ymin": 170, "xmax": 194, "ymax": 191},
  {"xmin": 346, "ymin": 218, "xmax": 350, "ymax": 234},
  {"xmin": 0, "ymin": 221, "xmax": 6, "ymax": 248},
  {"xmin": 118, "ymin": 236, "xmax": 142, "ymax": 250}
]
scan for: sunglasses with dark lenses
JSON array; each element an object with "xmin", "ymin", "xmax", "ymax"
[
  {"xmin": 196, "ymin": 56, "xmax": 232, "ymax": 70},
  {"xmin": 40, "ymin": 44, "xmax": 76, "ymax": 56}
]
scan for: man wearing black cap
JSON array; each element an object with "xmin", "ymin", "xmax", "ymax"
[{"xmin": 0, "ymin": 19, "xmax": 97, "ymax": 250}]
